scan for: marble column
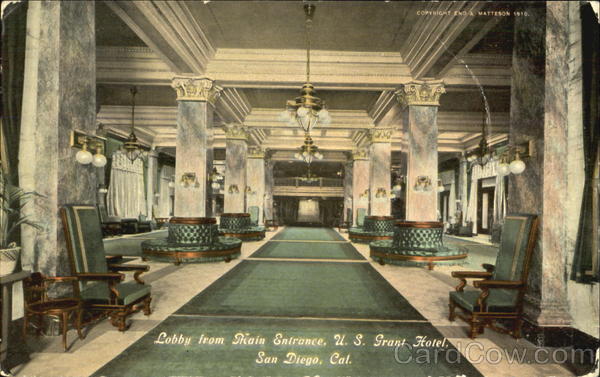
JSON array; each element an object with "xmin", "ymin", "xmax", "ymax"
[
  {"xmin": 246, "ymin": 147, "xmax": 266, "ymax": 224},
  {"xmin": 458, "ymin": 155, "xmax": 469, "ymax": 225},
  {"xmin": 508, "ymin": 2, "xmax": 572, "ymax": 332},
  {"xmin": 368, "ymin": 129, "xmax": 393, "ymax": 216},
  {"xmin": 146, "ymin": 149, "xmax": 158, "ymax": 218},
  {"xmin": 171, "ymin": 76, "xmax": 221, "ymax": 218},
  {"xmin": 351, "ymin": 148, "xmax": 370, "ymax": 226},
  {"xmin": 264, "ymin": 158, "xmax": 274, "ymax": 221},
  {"xmin": 19, "ymin": 1, "xmax": 97, "ymax": 274},
  {"xmin": 342, "ymin": 159, "xmax": 353, "ymax": 222},
  {"xmin": 224, "ymin": 124, "xmax": 248, "ymax": 213},
  {"xmin": 396, "ymin": 80, "xmax": 445, "ymax": 222}
]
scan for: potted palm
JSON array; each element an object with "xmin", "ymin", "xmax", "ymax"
[{"xmin": 0, "ymin": 164, "xmax": 43, "ymax": 276}]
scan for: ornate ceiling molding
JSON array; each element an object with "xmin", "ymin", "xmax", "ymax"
[{"xmin": 171, "ymin": 76, "xmax": 222, "ymax": 104}]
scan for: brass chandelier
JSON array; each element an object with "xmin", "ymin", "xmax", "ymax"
[
  {"xmin": 279, "ymin": 3, "xmax": 331, "ymax": 134},
  {"xmin": 123, "ymin": 87, "xmax": 144, "ymax": 163},
  {"xmin": 294, "ymin": 133, "xmax": 323, "ymax": 164}
]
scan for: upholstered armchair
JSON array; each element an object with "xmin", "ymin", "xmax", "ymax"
[
  {"xmin": 60, "ymin": 205, "xmax": 152, "ymax": 331},
  {"xmin": 448, "ymin": 214, "xmax": 539, "ymax": 339}
]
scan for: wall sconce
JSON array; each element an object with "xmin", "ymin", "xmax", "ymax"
[
  {"xmin": 211, "ymin": 181, "xmax": 221, "ymax": 190},
  {"xmin": 375, "ymin": 187, "xmax": 388, "ymax": 198},
  {"xmin": 414, "ymin": 176, "xmax": 433, "ymax": 192},
  {"xmin": 98, "ymin": 185, "xmax": 108, "ymax": 194},
  {"xmin": 359, "ymin": 189, "xmax": 369, "ymax": 200},
  {"xmin": 228, "ymin": 184, "xmax": 240, "ymax": 194},
  {"xmin": 437, "ymin": 180, "xmax": 445, "ymax": 193},
  {"xmin": 245, "ymin": 186, "xmax": 256, "ymax": 195},
  {"xmin": 71, "ymin": 130, "xmax": 107, "ymax": 167},
  {"xmin": 180, "ymin": 172, "xmax": 199, "ymax": 188},
  {"xmin": 497, "ymin": 141, "xmax": 532, "ymax": 176}
]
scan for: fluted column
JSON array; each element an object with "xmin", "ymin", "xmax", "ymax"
[
  {"xmin": 351, "ymin": 148, "xmax": 370, "ymax": 226},
  {"xmin": 396, "ymin": 80, "xmax": 445, "ymax": 221},
  {"xmin": 224, "ymin": 124, "xmax": 248, "ymax": 213},
  {"xmin": 246, "ymin": 147, "xmax": 266, "ymax": 224},
  {"xmin": 171, "ymin": 76, "xmax": 221, "ymax": 217},
  {"xmin": 368, "ymin": 129, "xmax": 393, "ymax": 216}
]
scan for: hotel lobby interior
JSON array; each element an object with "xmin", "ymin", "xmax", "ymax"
[{"xmin": 0, "ymin": 1, "xmax": 599, "ymax": 376}]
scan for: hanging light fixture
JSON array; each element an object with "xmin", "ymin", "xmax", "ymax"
[
  {"xmin": 209, "ymin": 167, "xmax": 224, "ymax": 190},
  {"xmin": 294, "ymin": 133, "xmax": 323, "ymax": 164},
  {"xmin": 298, "ymin": 163, "xmax": 319, "ymax": 183},
  {"xmin": 123, "ymin": 87, "xmax": 144, "ymax": 163},
  {"xmin": 279, "ymin": 3, "xmax": 331, "ymax": 134}
]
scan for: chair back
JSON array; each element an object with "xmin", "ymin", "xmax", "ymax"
[
  {"xmin": 492, "ymin": 214, "xmax": 539, "ymax": 304},
  {"xmin": 356, "ymin": 208, "xmax": 367, "ymax": 227},
  {"xmin": 61, "ymin": 205, "xmax": 109, "ymax": 293},
  {"xmin": 248, "ymin": 206, "xmax": 260, "ymax": 225}
]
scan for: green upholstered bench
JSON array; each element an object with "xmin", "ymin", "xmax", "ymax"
[
  {"xmin": 219, "ymin": 213, "xmax": 266, "ymax": 241},
  {"xmin": 369, "ymin": 221, "xmax": 468, "ymax": 269},
  {"xmin": 349, "ymin": 216, "xmax": 395, "ymax": 243},
  {"xmin": 141, "ymin": 217, "xmax": 242, "ymax": 264}
]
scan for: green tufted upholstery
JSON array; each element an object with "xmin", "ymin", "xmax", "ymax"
[
  {"xmin": 248, "ymin": 206, "xmax": 260, "ymax": 225},
  {"xmin": 61, "ymin": 205, "xmax": 152, "ymax": 330},
  {"xmin": 448, "ymin": 214, "xmax": 539, "ymax": 339},
  {"xmin": 356, "ymin": 208, "xmax": 367, "ymax": 227},
  {"xmin": 168, "ymin": 223, "xmax": 219, "ymax": 245},
  {"xmin": 220, "ymin": 215, "xmax": 251, "ymax": 230},
  {"xmin": 393, "ymin": 226, "xmax": 443, "ymax": 251},
  {"xmin": 363, "ymin": 217, "xmax": 395, "ymax": 233}
]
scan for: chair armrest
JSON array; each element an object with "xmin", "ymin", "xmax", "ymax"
[
  {"xmin": 473, "ymin": 280, "xmax": 524, "ymax": 289},
  {"xmin": 76, "ymin": 272, "xmax": 124, "ymax": 282},
  {"xmin": 451, "ymin": 271, "xmax": 493, "ymax": 278},
  {"xmin": 108, "ymin": 264, "xmax": 149, "ymax": 272},
  {"xmin": 482, "ymin": 263, "xmax": 495, "ymax": 273},
  {"xmin": 451, "ymin": 271, "xmax": 493, "ymax": 292},
  {"xmin": 108, "ymin": 264, "xmax": 149, "ymax": 284},
  {"xmin": 105, "ymin": 255, "xmax": 124, "ymax": 264}
]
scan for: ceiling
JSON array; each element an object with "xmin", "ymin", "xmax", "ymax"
[{"xmin": 95, "ymin": 0, "xmax": 514, "ymax": 162}]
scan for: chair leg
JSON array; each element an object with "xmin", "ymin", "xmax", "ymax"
[
  {"xmin": 61, "ymin": 312, "xmax": 69, "ymax": 351},
  {"xmin": 76, "ymin": 309, "xmax": 85, "ymax": 340},
  {"xmin": 512, "ymin": 317, "xmax": 523, "ymax": 339},
  {"xmin": 448, "ymin": 302, "xmax": 456, "ymax": 322},
  {"xmin": 469, "ymin": 316, "xmax": 481, "ymax": 339},
  {"xmin": 143, "ymin": 297, "xmax": 152, "ymax": 316},
  {"xmin": 23, "ymin": 313, "xmax": 29, "ymax": 338},
  {"xmin": 110, "ymin": 311, "xmax": 129, "ymax": 331}
]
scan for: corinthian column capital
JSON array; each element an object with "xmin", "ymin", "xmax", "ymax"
[
  {"xmin": 396, "ymin": 80, "xmax": 445, "ymax": 107},
  {"xmin": 369, "ymin": 128, "xmax": 393, "ymax": 143},
  {"xmin": 171, "ymin": 76, "xmax": 222, "ymax": 104},
  {"xmin": 223, "ymin": 124, "xmax": 249, "ymax": 141}
]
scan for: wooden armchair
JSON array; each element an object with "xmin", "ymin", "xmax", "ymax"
[
  {"xmin": 60, "ymin": 205, "xmax": 152, "ymax": 331},
  {"xmin": 23, "ymin": 273, "xmax": 85, "ymax": 351},
  {"xmin": 448, "ymin": 214, "xmax": 539, "ymax": 339}
]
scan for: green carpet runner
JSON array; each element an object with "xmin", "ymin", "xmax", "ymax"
[{"xmin": 92, "ymin": 227, "xmax": 483, "ymax": 377}]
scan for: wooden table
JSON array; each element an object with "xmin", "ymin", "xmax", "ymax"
[{"xmin": 0, "ymin": 270, "xmax": 30, "ymax": 362}]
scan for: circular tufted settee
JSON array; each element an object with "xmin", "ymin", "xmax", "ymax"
[
  {"xmin": 141, "ymin": 217, "xmax": 241, "ymax": 264},
  {"xmin": 219, "ymin": 213, "xmax": 265, "ymax": 241},
  {"xmin": 349, "ymin": 216, "xmax": 395, "ymax": 243},
  {"xmin": 369, "ymin": 221, "xmax": 467, "ymax": 269}
]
